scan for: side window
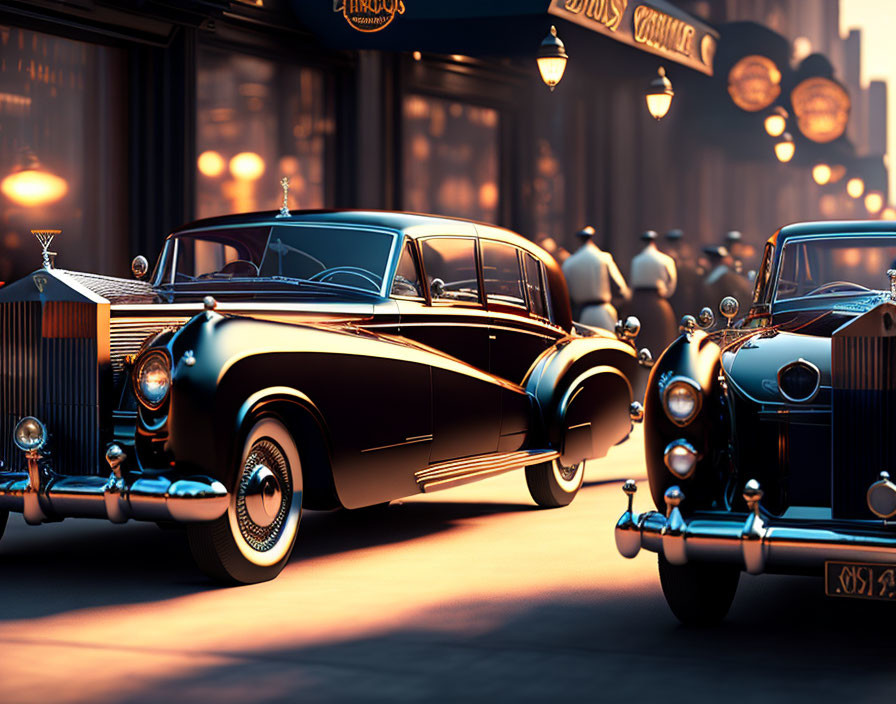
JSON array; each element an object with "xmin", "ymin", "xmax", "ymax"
[
  {"xmin": 524, "ymin": 254, "xmax": 548, "ymax": 319},
  {"xmin": 390, "ymin": 241, "xmax": 423, "ymax": 298},
  {"xmin": 481, "ymin": 241, "xmax": 525, "ymax": 307},
  {"xmin": 420, "ymin": 237, "xmax": 481, "ymax": 304}
]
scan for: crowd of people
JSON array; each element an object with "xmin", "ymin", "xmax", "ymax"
[{"xmin": 561, "ymin": 225, "xmax": 756, "ymax": 356}]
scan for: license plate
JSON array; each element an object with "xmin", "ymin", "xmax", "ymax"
[{"xmin": 825, "ymin": 561, "xmax": 896, "ymax": 601}]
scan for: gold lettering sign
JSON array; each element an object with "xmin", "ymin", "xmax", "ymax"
[
  {"xmin": 791, "ymin": 76, "xmax": 850, "ymax": 143},
  {"xmin": 333, "ymin": 0, "xmax": 406, "ymax": 33},
  {"xmin": 560, "ymin": 0, "xmax": 629, "ymax": 33},
  {"xmin": 728, "ymin": 55, "xmax": 781, "ymax": 112},
  {"xmin": 633, "ymin": 5, "xmax": 695, "ymax": 57}
]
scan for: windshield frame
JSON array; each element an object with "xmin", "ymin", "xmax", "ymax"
[
  {"xmin": 771, "ymin": 233, "xmax": 896, "ymax": 307},
  {"xmin": 153, "ymin": 221, "xmax": 401, "ymax": 298}
]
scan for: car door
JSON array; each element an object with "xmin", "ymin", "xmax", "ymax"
[{"xmin": 396, "ymin": 235, "xmax": 500, "ymax": 463}]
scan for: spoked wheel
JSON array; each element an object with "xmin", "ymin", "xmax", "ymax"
[
  {"xmin": 658, "ymin": 554, "xmax": 740, "ymax": 626},
  {"xmin": 525, "ymin": 458, "xmax": 585, "ymax": 508},
  {"xmin": 188, "ymin": 418, "xmax": 303, "ymax": 584}
]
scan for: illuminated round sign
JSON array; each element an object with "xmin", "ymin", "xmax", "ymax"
[
  {"xmin": 728, "ymin": 55, "xmax": 781, "ymax": 112},
  {"xmin": 790, "ymin": 77, "xmax": 850, "ymax": 143},
  {"xmin": 338, "ymin": 0, "xmax": 406, "ymax": 33}
]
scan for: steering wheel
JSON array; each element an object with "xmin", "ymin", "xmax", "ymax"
[
  {"xmin": 804, "ymin": 281, "xmax": 870, "ymax": 296},
  {"xmin": 219, "ymin": 259, "xmax": 260, "ymax": 277},
  {"xmin": 307, "ymin": 266, "xmax": 382, "ymax": 290}
]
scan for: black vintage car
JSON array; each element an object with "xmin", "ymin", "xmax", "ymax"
[
  {"xmin": 0, "ymin": 209, "xmax": 643, "ymax": 583},
  {"xmin": 616, "ymin": 221, "xmax": 896, "ymax": 624}
]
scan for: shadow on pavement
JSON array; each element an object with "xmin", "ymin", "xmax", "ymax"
[
  {"xmin": 107, "ymin": 573, "xmax": 896, "ymax": 704},
  {"xmin": 0, "ymin": 499, "xmax": 533, "ymax": 621}
]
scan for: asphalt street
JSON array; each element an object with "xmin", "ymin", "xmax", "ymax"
[{"xmin": 1, "ymin": 426, "xmax": 895, "ymax": 703}]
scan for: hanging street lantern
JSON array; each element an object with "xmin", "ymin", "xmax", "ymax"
[
  {"xmin": 846, "ymin": 177, "xmax": 865, "ymax": 199},
  {"xmin": 0, "ymin": 149, "xmax": 68, "ymax": 208},
  {"xmin": 812, "ymin": 163, "xmax": 832, "ymax": 185},
  {"xmin": 537, "ymin": 26, "xmax": 568, "ymax": 92},
  {"xmin": 764, "ymin": 106, "xmax": 788, "ymax": 137},
  {"xmin": 865, "ymin": 191, "xmax": 884, "ymax": 214},
  {"xmin": 645, "ymin": 67, "xmax": 674, "ymax": 121},
  {"xmin": 774, "ymin": 132, "xmax": 794, "ymax": 163}
]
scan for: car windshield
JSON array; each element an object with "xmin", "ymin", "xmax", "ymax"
[
  {"xmin": 775, "ymin": 236, "xmax": 896, "ymax": 301},
  {"xmin": 157, "ymin": 224, "xmax": 396, "ymax": 294}
]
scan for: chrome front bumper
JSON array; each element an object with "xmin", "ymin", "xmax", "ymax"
[
  {"xmin": 0, "ymin": 445, "xmax": 228, "ymax": 525},
  {"xmin": 615, "ymin": 481, "xmax": 896, "ymax": 574}
]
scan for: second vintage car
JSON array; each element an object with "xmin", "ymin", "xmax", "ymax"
[
  {"xmin": 0, "ymin": 206, "xmax": 643, "ymax": 583},
  {"xmin": 617, "ymin": 220, "xmax": 896, "ymax": 624}
]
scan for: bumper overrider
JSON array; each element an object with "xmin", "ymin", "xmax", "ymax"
[
  {"xmin": 0, "ymin": 416, "xmax": 228, "ymax": 525},
  {"xmin": 615, "ymin": 479, "xmax": 896, "ymax": 574}
]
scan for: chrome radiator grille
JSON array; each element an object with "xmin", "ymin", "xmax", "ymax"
[
  {"xmin": 831, "ymin": 334, "xmax": 896, "ymax": 518},
  {"xmin": 0, "ymin": 301, "xmax": 101, "ymax": 476},
  {"xmin": 109, "ymin": 317, "xmax": 188, "ymax": 384}
]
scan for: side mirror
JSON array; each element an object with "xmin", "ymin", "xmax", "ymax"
[
  {"xmin": 719, "ymin": 296, "xmax": 739, "ymax": 327},
  {"xmin": 430, "ymin": 277, "xmax": 445, "ymax": 298},
  {"xmin": 131, "ymin": 255, "xmax": 149, "ymax": 280}
]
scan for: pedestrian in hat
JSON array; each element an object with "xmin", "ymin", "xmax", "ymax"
[
  {"xmin": 702, "ymin": 244, "xmax": 752, "ymax": 312},
  {"xmin": 663, "ymin": 228, "xmax": 701, "ymax": 320},
  {"xmin": 627, "ymin": 230, "xmax": 677, "ymax": 355},
  {"xmin": 562, "ymin": 226, "xmax": 631, "ymax": 330}
]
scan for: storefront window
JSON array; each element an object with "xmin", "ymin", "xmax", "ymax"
[
  {"xmin": 402, "ymin": 94, "xmax": 499, "ymax": 223},
  {"xmin": 195, "ymin": 48, "xmax": 333, "ymax": 219},
  {"xmin": 0, "ymin": 27, "xmax": 127, "ymax": 282}
]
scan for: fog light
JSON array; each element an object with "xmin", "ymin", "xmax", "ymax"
[
  {"xmin": 14, "ymin": 416, "xmax": 47, "ymax": 452},
  {"xmin": 867, "ymin": 471, "xmax": 896, "ymax": 519},
  {"xmin": 664, "ymin": 439, "xmax": 698, "ymax": 479}
]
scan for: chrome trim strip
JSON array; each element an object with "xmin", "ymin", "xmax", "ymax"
[
  {"xmin": 361, "ymin": 434, "xmax": 433, "ymax": 453},
  {"xmin": 416, "ymin": 449, "xmax": 559, "ymax": 492}
]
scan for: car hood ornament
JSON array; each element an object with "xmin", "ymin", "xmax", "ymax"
[
  {"xmin": 31, "ymin": 229, "xmax": 60, "ymax": 270},
  {"xmin": 276, "ymin": 176, "xmax": 291, "ymax": 218}
]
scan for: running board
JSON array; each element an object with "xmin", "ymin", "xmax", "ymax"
[{"xmin": 416, "ymin": 449, "xmax": 560, "ymax": 493}]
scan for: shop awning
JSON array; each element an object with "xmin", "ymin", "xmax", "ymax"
[{"xmin": 291, "ymin": 1, "xmax": 718, "ymax": 76}]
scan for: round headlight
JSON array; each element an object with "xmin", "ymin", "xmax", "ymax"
[
  {"xmin": 662, "ymin": 378, "xmax": 701, "ymax": 426},
  {"xmin": 664, "ymin": 439, "xmax": 698, "ymax": 479},
  {"xmin": 777, "ymin": 359, "xmax": 820, "ymax": 403},
  {"xmin": 135, "ymin": 351, "xmax": 171, "ymax": 409},
  {"xmin": 14, "ymin": 416, "xmax": 47, "ymax": 452}
]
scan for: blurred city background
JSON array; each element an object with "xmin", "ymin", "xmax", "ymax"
[{"xmin": 0, "ymin": 0, "xmax": 893, "ymax": 294}]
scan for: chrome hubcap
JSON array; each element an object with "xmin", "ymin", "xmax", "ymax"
[
  {"xmin": 244, "ymin": 465, "xmax": 282, "ymax": 527},
  {"xmin": 557, "ymin": 461, "xmax": 581, "ymax": 482},
  {"xmin": 236, "ymin": 439, "xmax": 291, "ymax": 552}
]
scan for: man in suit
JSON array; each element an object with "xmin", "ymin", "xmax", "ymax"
[{"xmin": 562, "ymin": 226, "xmax": 631, "ymax": 330}]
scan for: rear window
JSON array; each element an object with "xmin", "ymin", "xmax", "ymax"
[{"xmin": 482, "ymin": 241, "xmax": 525, "ymax": 307}]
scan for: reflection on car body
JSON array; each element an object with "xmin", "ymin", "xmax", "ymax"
[{"xmin": 0, "ymin": 209, "xmax": 641, "ymax": 583}]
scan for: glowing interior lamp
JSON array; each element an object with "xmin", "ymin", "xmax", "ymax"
[
  {"xmin": 846, "ymin": 177, "xmax": 865, "ymax": 199},
  {"xmin": 229, "ymin": 152, "xmax": 265, "ymax": 181},
  {"xmin": 536, "ymin": 26, "xmax": 568, "ymax": 92},
  {"xmin": 812, "ymin": 163, "xmax": 832, "ymax": 185},
  {"xmin": 774, "ymin": 132, "xmax": 795, "ymax": 163},
  {"xmin": 645, "ymin": 67, "xmax": 674, "ymax": 120},
  {"xmin": 764, "ymin": 106, "xmax": 788, "ymax": 137},
  {"xmin": 881, "ymin": 207, "xmax": 896, "ymax": 220},
  {"xmin": 197, "ymin": 150, "xmax": 226, "ymax": 178},
  {"xmin": 1, "ymin": 152, "xmax": 68, "ymax": 208},
  {"xmin": 865, "ymin": 191, "xmax": 884, "ymax": 214}
]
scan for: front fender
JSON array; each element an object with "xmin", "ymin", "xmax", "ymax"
[{"xmin": 644, "ymin": 330, "xmax": 725, "ymax": 512}]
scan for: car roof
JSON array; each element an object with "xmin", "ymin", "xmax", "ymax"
[
  {"xmin": 769, "ymin": 220, "xmax": 896, "ymax": 247},
  {"xmin": 174, "ymin": 208, "xmax": 538, "ymax": 249}
]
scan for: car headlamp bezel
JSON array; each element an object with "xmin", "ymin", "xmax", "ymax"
[
  {"xmin": 662, "ymin": 376, "xmax": 702, "ymax": 426},
  {"xmin": 663, "ymin": 438, "xmax": 699, "ymax": 479},
  {"xmin": 14, "ymin": 416, "xmax": 47, "ymax": 452},
  {"xmin": 134, "ymin": 350, "xmax": 172, "ymax": 410},
  {"xmin": 777, "ymin": 358, "xmax": 820, "ymax": 404}
]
